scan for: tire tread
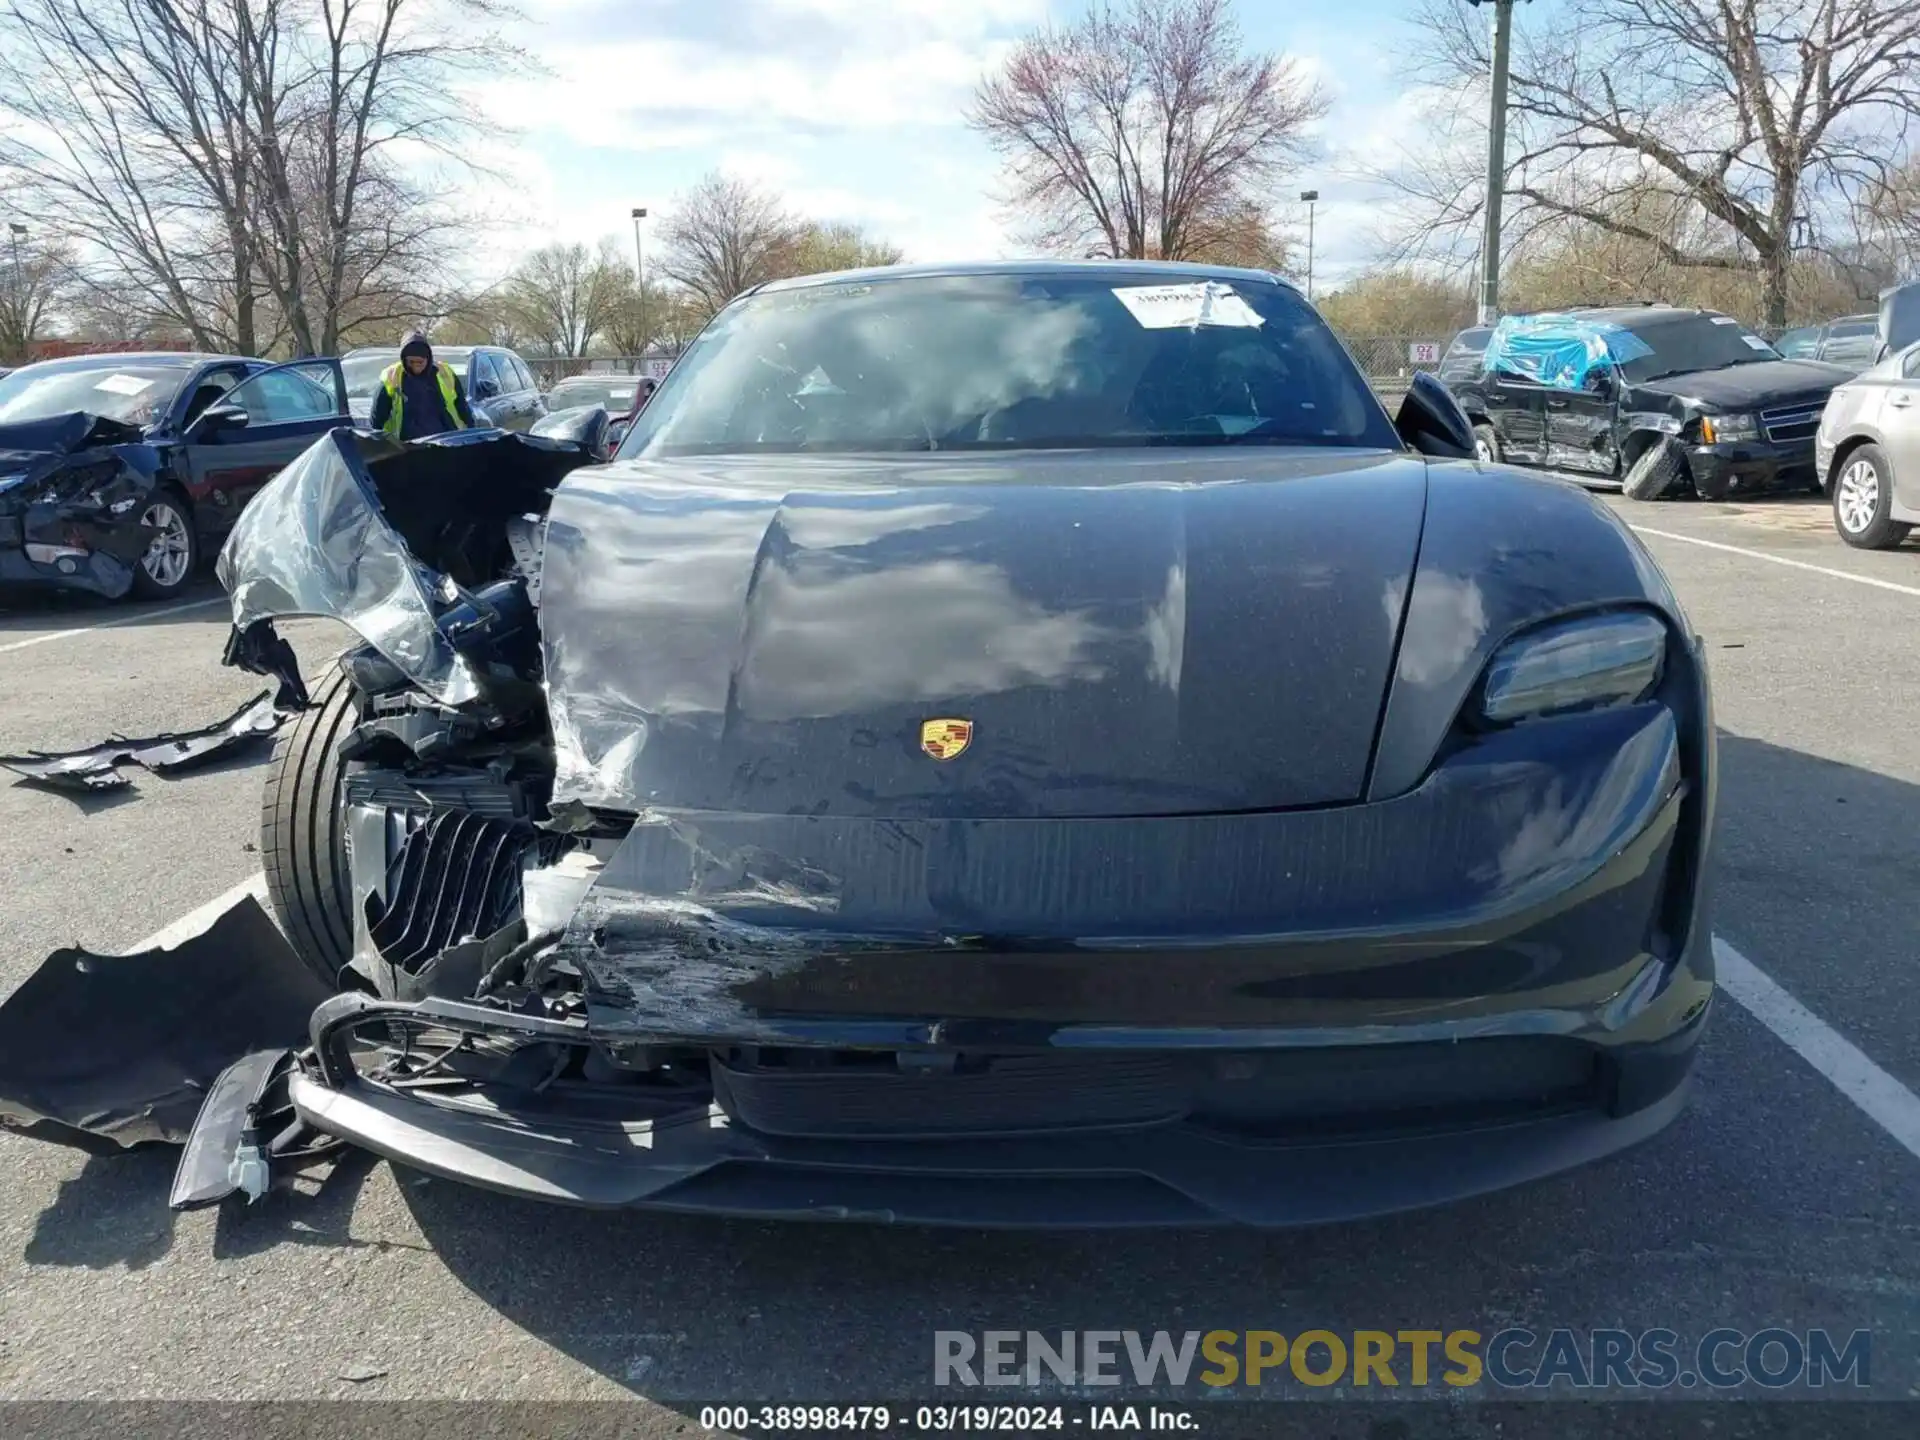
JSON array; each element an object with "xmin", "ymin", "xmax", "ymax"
[{"xmin": 259, "ymin": 665, "xmax": 357, "ymax": 985}]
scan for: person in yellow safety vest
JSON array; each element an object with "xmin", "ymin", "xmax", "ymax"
[{"xmin": 369, "ymin": 330, "xmax": 474, "ymax": 440}]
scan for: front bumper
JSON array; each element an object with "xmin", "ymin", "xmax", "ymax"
[
  {"xmin": 288, "ymin": 1037, "xmax": 1698, "ymax": 1225},
  {"xmin": 282, "ymin": 698, "xmax": 1715, "ymax": 1226},
  {"xmin": 1686, "ymin": 440, "xmax": 1818, "ymax": 496},
  {"xmin": 0, "ymin": 511, "xmax": 140, "ymax": 598}
]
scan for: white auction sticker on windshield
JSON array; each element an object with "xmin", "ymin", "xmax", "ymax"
[
  {"xmin": 1709, "ymin": 316, "xmax": 1739, "ymax": 325},
  {"xmin": 1111, "ymin": 282, "xmax": 1265, "ymax": 330},
  {"xmin": 93, "ymin": 374, "xmax": 155, "ymax": 396},
  {"xmin": 1741, "ymin": 335, "xmax": 1772, "ymax": 350}
]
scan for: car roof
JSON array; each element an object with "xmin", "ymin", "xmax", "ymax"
[
  {"xmin": 751, "ymin": 257, "xmax": 1302, "ymax": 296},
  {"xmin": 8, "ymin": 351, "xmax": 241, "ymax": 374}
]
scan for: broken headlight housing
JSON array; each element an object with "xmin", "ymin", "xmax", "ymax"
[{"xmin": 1480, "ymin": 610, "xmax": 1667, "ymax": 724}]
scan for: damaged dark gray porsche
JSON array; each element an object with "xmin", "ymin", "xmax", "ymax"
[{"xmin": 0, "ymin": 262, "xmax": 1718, "ymax": 1227}]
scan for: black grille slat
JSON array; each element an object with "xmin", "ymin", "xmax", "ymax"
[
  {"xmin": 367, "ymin": 812, "xmax": 574, "ymax": 977},
  {"xmin": 1761, "ymin": 404, "xmax": 1824, "ymax": 445}
]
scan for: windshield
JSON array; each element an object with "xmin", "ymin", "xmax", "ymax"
[
  {"xmin": 0, "ymin": 361, "xmax": 193, "ymax": 428},
  {"xmin": 547, "ymin": 377, "xmax": 640, "ymax": 411},
  {"xmin": 342, "ymin": 350, "xmax": 469, "ymax": 399},
  {"xmin": 618, "ymin": 272, "xmax": 1398, "ymax": 457},
  {"xmin": 1615, "ymin": 315, "xmax": 1780, "ymax": 381}
]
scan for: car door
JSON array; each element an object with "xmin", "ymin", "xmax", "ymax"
[
  {"xmin": 1483, "ymin": 363, "xmax": 1547, "ymax": 463},
  {"xmin": 176, "ymin": 358, "xmax": 350, "ymax": 540},
  {"xmin": 1888, "ymin": 348, "xmax": 1920, "ymax": 513},
  {"xmin": 467, "ymin": 350, "xmax": 508, "ymax": 429},
  {"xmin": 505, "ymin": 353, "xmax": 545, "ymax": 426},
  {"xmin": 1545, "ymin": 363, "xmax": 1619, "ymax": 473}
]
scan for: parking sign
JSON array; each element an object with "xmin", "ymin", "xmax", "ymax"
[{"xmin": 1408, "ymin": 341, "xmax": 1443, "ymax": 365}]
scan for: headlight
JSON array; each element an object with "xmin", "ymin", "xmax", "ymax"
[
  {"xmin": 1699, "ymin": 413, "xmax": 1758, "ymax": 443},
  {"xmin": 0, "ymin": 470, "xmax": 27, "ymax": 495},
  {"xmin": 1481, "ymin": 611, "xmax": 1667, "ymax": 723}
]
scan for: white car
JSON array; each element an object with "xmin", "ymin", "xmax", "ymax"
[{"xmin": 1817, "ymin": 341, "xmax": 1920, "ymax": 549}]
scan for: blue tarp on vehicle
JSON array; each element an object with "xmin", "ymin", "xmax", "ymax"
[{"xmin": 1482, "ymin": 314, "xmax": 1655, "ymax": 389}]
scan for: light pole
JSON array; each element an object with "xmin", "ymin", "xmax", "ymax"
[
  {"xmin": 630, "ymin": 207, "xmax": 649, "ymax": 372},
  {"xmin": 1299, "ymin": 190, "xmax": 1319, "ymax": 300},
  {"xmin": 1466, "ymin": 0, "xmax": 1527, "ymax": 326}
]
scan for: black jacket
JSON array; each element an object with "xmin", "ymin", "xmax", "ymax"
[{"xmin": 369, "ymin": 332, "xmax": 476, "ymax": 439}]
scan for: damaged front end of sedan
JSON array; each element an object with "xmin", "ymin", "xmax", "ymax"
[
  {"xmin": 0, "ymin": 413, "xmax": 644, "ymax": 1207},
  {"xmin": 0, "ymin": 412, "xmax": 168, "ymax": 597}
]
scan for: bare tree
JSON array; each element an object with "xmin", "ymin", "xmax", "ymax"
[
  {"xmin": 601, "ymin": 275, "xmax": 682, "ymax": 357},
  {"xmin": 1381, "ymin": 0, "xmax": 1920, "ymax": 326},
  {"xmin": 775, "ymin": 221, "xmax": 905, "ymax": 277},
  {"xmin": 968, "ymin": 0, "xmax": 1327, "ymax": 261},
  {"xmin": 0, "ymin": 231, "xmax": 73, "ymax": 361},
  {"xmin": 0, "ymin": 0, "xmax": 520, "ymax": 356},
  {"xmin": 1317, "ymin": 268, "xmax": 1477, "ymax": 338},
  {"xmin": 505, "ymin": 240, "xmax": 627, "ymax": 356},
  {"xmin": 658, "ymin": 172, "xmax": 804, "ymax": 320}
]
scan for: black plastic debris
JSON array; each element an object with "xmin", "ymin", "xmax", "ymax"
[
  {"xmin": 0, "ymin": 895, "xmax": 334, "ymax": 1151},
  {"xmin": 0, "ymin": 689, "xmax": 287, "ymax": 794}
]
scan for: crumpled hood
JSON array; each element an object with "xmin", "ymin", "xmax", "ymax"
[
  {"xmin": 537, "ymin": 448, "xmax": 1431, "ymax": 819},
  {"xmin": 0, "ymin": 413, "xmax": 151, "ymax": 503},
  {"xmin": 0, "ymin": 410, "xmax": 148, "ymax": 460},
  {"xmin": 1633, "ymin": 358, "xmax": 1849, "ymax": 411}
]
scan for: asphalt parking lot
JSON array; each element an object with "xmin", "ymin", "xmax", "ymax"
[{"xmin": 1, "ymin": 485, "xmax": 1918, "ymax": 1432}]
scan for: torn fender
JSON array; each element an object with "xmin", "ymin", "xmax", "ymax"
[
  {"xmin": 0, "ymin": 896, "xmax": 334, "ymax": 1151},
  {"xmin": 214, "ymin": 426, "xmax": 596, "ymax": 707}
]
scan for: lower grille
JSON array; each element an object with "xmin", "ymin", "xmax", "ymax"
[{"xmin": 710, "ymin": 1039, "xmax": 1602, "ymax": 1141}]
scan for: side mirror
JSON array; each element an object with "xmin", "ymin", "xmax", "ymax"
[
  {"xmin": 473, "ymin": 377, "xmax": 501, "ymax": 400},
  {"xmin": 200, "ymin": 403, "xmax": 249, "ymax": 433},
  {"xmin": 1394, "ymin": 370, "xmax": 1476, "ymax": 460}
]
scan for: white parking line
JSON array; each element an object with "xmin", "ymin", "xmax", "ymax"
[
  {"xmin": 0, "ymin": 595, "xmax": 226, "ymax": 656},
  {"xmin": 1631, "ymin": 526, "xmax": 1920, "ymax": 599},
  {"xmin": 126, "ymin": 872, "xmax": 267, "ymax": 954},
  {"xmin": 1715, "ymin": 935, "xmax": 1920, "ymax": 1163}
]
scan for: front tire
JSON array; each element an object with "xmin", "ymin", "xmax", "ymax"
[
  {"xmin": 1832, "ymin": 444, "xmax": 1912, "ymax": 550},
  {"xmin": 260, "ymin": 666, "xmax": 360, "ymax": 987},
  {"xmin": 1621, "ymin": 438, "xmax": 1690, "ymax": 502},
  {"xmin": 129, "ymin": 487, "xmax": 198, "ymax": 598},
  {"xmin": 1472, "ymin": 423, "xmax": 1501, "ymax": 464}
]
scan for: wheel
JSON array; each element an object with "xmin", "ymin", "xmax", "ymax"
[
  {"xmin": 1472, "ymin": 423, "xmax": 1500, "ymax": 463},
  {"xmin": 260, "ymin": 665, "xmax": 360, "ymax": 987},
  {"xmin": 1831, "ymin": 444, "xmax": 1912, "ymax": 550},
  {"xmin": 129, "ymin": 486, "xmax": 198, "ymax": 598},
  {"xmin": 1621, "ymin": 438, "xmax": 1690, "ymax": 501}
]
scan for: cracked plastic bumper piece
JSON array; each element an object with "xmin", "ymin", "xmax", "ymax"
[{"xmin": 0, "ymin": 690, "xmax": 286, "ymax": 793}]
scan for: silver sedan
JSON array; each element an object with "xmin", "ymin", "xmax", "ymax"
[{"xmin": 1817, "ymin": 342, "xmax": 1920, "ymax": 549}]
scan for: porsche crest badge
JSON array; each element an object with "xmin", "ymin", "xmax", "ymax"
[{"xmin": 920, "ymin": 718, "xmax": 973, "ymax": 761}]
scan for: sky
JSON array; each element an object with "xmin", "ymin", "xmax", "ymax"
[{"xmin": 458, "ymin": 0, "xmax": 1459, "ymax": 292}]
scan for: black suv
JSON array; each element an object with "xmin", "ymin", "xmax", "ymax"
[{"xmin": 1449, "ymin": 305, "xmax": 1853, "ymax": 500}]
